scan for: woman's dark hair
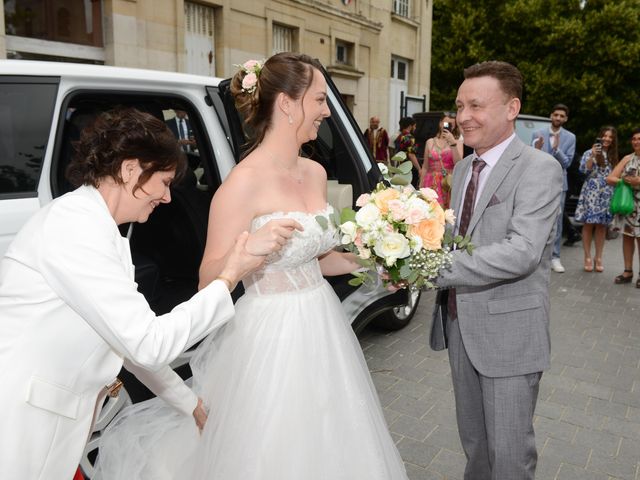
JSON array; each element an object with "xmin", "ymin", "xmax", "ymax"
[
  {"xmin": 66, "ymin": 107, "xmax": 185, "ymax": 194},
  {"xmin": 230, "ymin": 52, "xmax": 324, "ymax": 155},
  {"xmin": 599, "ymin": 125, "xmax": 619, "ymax": 166}
]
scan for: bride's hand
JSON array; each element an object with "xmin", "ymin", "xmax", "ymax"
[
  {"xmin": 246, "ymin": 218, "xmax": 304, "ymax": 255},
  {"xmin": 193, "ymin": 398, "xmax": 208, "ymax": 433}
]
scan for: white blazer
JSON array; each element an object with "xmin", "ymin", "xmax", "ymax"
[{"xmin": 0, "ymin": 185, "xmax": 234, "ymax": 480}]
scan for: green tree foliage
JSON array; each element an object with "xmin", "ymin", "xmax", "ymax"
[{"xmin": 431, "ymin": 0, "xmax": 640, "ymax": 154}]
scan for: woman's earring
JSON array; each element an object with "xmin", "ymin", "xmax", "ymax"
[{"xmin": 288, "ymin": 115, "xmax": 293, "ymax": 125}]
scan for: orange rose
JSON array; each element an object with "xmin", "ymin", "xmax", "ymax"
[
  {"xmin": 411, "ymin": 218, "xmax": 444, "ymax": 250},
  {"xmin": 374, "ymin": 188, "xmax": 400, "ymax": 214}
]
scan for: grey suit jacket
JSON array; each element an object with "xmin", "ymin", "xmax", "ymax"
[{"xmin": 431, "ymin": 136, "xmax": 563, "ymax": 378}]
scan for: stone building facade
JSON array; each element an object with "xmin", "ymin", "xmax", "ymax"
[{"xmin": 1, "ymin": 0, "xmax": 432, "ymax": 129}]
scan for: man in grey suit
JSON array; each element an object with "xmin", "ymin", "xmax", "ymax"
[
  {"xmin": 432, "ymin": 61, "xmax": 562, "ymax": 479},
  {"xmin": 532, "ymin": 104, "xmax": 576, "ymax": 273}
]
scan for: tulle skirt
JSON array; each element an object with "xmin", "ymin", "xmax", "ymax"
[{"xmin": 96, "ymin": 281, "xmax": 408, "ymax": 479}]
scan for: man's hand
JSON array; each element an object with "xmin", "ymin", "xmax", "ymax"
[
  {"xmin": 533, "ymin": 136, "xmax": 544, "ymax": 150},
  {"xmin": 193, "ymin": 397, "xmax": 208, "ymax": 433}
]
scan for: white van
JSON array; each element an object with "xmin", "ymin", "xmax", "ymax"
[{"xmin": 0, "ymin": 60, "xmax": 421, "ymax": 477}]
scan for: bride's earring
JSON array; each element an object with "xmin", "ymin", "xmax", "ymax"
[{"xmin": 288, "ymin": 115, "xmax": 293, "ymax": 125}]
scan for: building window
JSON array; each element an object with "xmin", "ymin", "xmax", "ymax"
[
  {"xmin": 335, "ymin": 40, "xmax": 353, "ymax": 66},
  {"xmin": 273, "ymin": 23, "xmax": 295, "ymax": 54},
  {"xmin": 393, "ymin": 0, "xmax": 410, "ymax": 18},
  {"xmin": 184, "ymin": 2, "xmax": 216, "ymax": 76},
  {"xmin": 391, "ymin": 57, "xmax": 408, "ymax": 81},
  {"xmin": 4, "ymin": 0, "xmax": 104, "ymax": 48}
]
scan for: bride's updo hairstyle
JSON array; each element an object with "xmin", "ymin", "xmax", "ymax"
[{"xmin": 230, "ymin": 52, "xmax": 324, "ymax": 154}]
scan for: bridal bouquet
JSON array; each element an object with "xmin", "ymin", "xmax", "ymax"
[{"xmin": 327, "ymin": 160, "xmax": 473, "ymax": 290}]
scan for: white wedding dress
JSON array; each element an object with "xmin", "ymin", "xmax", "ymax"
[{"xmin": 96, "ymin": 205, "xmax": 408, "ymax": 480}]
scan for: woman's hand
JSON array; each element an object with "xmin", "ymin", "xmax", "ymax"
[
  {"xmin": 193, "ymin": 397, "xmax": 208, "ymax": 433},
  {"xmin": 623, "ymin": 174, "xmax": 640, "ymax": 188},
  {"xmin": 246, "ymin": 218, "xmax": 304, "ymax": 255},
  {"xmin": 441, "ymin": 129, "xmax": 457, "ymax": 147}
]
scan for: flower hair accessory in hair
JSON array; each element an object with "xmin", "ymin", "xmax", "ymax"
[{"xmin": 235, "ymin": 59, "xmax": 264, "ymax": 94}]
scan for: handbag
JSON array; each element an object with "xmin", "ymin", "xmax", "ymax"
[{"xmin": 610, "ymin": 180, "xmax": 635, "ymax": 215}]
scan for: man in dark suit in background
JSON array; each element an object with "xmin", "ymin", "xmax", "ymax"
[{"xmin": 166, "ymin": 109, "xmax": 196, "ymax": 153}]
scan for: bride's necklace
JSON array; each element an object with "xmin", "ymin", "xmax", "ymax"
[{"xmin": 264, "ymin": 148, "xmax": 303, "ymax": 184}]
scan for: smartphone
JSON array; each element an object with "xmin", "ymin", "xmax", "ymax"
[
  {"xmin": 595, "ymin": 138, "xmax": 603, "ymax": 146},
  {"xmin": 443, "ymin": 122, "xmax": 452, "ymax": 132}
]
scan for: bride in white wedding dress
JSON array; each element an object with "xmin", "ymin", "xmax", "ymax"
[{"xmin": 96, "ymin": 52, "xmax": 409, "ymax": 480}]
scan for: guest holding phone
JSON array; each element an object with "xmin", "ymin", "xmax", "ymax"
[
  {"xmin": 606, "ymin": 128, "xmax": 640, "ymax": 285},
  {"xmin": 419, "ymin": 112, "xmax": 462, "ymax": 208},
  {"xmin": 532, "ymin": 104, "xmax": 576, "ymax": 273},
  {"xmin": 574, "ymin": 126, "xmax": 618, "ymax": 272}
]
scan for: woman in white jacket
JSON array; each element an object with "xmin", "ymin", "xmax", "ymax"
[{"xmin": 0, "ymin": 107, "xmax": 299, "ymax": 480}]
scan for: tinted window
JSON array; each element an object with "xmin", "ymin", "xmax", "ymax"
[
  {"xmin": 515, "ymin": 117, "xmax": 550, "ymax": 145},
  {"xmin": 0, "ymin": 80, "xmax": 58, "ymax": 197}
]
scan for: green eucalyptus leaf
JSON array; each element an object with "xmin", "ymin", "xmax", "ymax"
[
  {"xmin": 453, "ymin": 235, "xmax": 463, "ymax": 243},
  {"xmin": 340, "ymin": 207, "xmax": 356, "ymax": 223},
  {"xmin": 348, "ymin": 277, "xmax": 364, "ymax": 286},
  {"xmin": 390, "ymin": 173, "xmax": 412, "ymax": 186},
  {"xmin": 315, "ymin": 215, "xmax": 328, "ymax": 230},
  {"xmin": 391, "ymin": 151, "xmax": 407, "ymax": 162},
  {"xmin": 399, "ymin": 264, "xmax": 412, "ymax": 279},
  {"xmin": 458, "ymin": 237, "xmax": 469, "ymax": 249},
  {"xmin": 398, "ymin": 161, "xmax": 413, "ymax": 174},
  {"xmin": 330, "ymin": 212, "xmax": 341, "ymax": 228}
]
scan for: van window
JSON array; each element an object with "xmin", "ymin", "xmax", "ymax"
[{"xmin": 0, "ymin": 79, "xmax": 58, "ymax": 197}]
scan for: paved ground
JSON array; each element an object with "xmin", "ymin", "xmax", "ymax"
[{"xmin": 360, "ymin": 235, "xmax": 640, "ymax": 480}]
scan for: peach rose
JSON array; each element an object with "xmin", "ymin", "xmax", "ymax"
[
  {"xmin": 411, "ymin": 218, "xmax": 445, "ymax": 251},
  {"xmin": 373, "ymin": 188, "xmax": 400, "ymax": 214}
]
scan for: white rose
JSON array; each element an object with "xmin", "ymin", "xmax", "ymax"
[
  {"xmin": 419, "ymin": 187, "xmax": 439, "ymax": 202},
  {"xmin": 404, "ymin": 197, "xmax": 431, "ymax": 224},
  {"xmin": 355, "ymin": 202, "xmax": 381, "ymax": 227},
  {"xmin": 339, "ymin": 221, "xmax": 357, "ymax": 244},
  {"xmin": 444, "ymin": 209, "xmax": 456, "ymax": 225},
  {"xmin": 374, "ymin": 231, "xmax": 411, "ymax": 266}
]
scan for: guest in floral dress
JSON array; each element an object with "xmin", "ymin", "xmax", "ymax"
[
  {"xmin": 606, "ymin": 128, "xmax": 640, "ymax": 286},
  {"xmin": 574, "ymin": 126, "xmax": 618, "ymax": 272},
  {"xmin": 419, "ymin": 112, "xmax": 463, "ymax": 208},
  {"xmin": 393, "ymin": 116, "xmax": 420, "ymax": 187}
]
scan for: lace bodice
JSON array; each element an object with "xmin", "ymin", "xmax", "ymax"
[{"xmin": 243, "ymin": 204, "xmax": 339, "ymax": 295}]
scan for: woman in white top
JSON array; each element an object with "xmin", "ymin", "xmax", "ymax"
[{"xmin": 0, "ymin": 107, "xmax": 287, "ymax": 480}]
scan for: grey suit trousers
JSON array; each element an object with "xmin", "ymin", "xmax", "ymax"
[{"xmin": 447, "ymin": 317, "xmax": 541, "ymax": 480}]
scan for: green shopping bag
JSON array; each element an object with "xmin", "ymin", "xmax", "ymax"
[{"xmin": 610, "ymin": 180, "xmax": 635, "ymax": 215}]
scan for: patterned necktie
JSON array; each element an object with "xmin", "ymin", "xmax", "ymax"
[
  {"xmin": 447, "ymin": 158, "xmax": 487, "ymax": 320},
  {"xmin": 179, "ymin": 119, "xmax": 189, "ymax": 152}
]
